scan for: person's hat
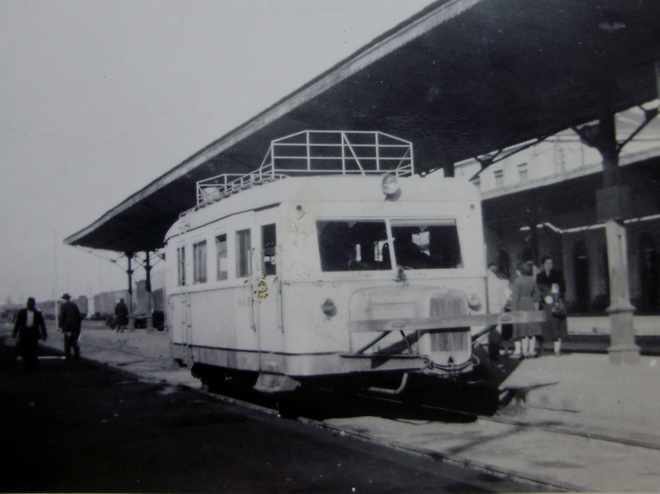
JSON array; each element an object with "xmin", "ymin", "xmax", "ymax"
[{"xmin": 61, "ymin": 293, "xmax": 71, "ymax": 300}]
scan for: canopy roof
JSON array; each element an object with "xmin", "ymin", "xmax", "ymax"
[{"xmin": 65, "ymin": 0, "xmax": 660, "ymax": 253}]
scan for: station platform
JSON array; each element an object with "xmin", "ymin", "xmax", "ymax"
[
  {"xmin": 567, "ymin": 314, "xmax": 660, "ymax": 335},
  {"xmin": 482, "ymin": 315, "xmax": 660, "ymax": 443},
  {"xmin": 3, "ymin": 319, "xmax": 660, "ymax": 492},
  {"xmin": 492, "ymin": 352, "xmax": 660, "ymax": 445}
]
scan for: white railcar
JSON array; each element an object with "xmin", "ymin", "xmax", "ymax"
[{"xmin": 164, "ymin": 131, "xmax": 539, "ymax": 394}]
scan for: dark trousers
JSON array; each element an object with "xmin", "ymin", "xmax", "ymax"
[
  {"xmin": 63, "ymin": 330, "xmax": 81, "ymax": 360},
  {"xmin": 18, "ymin": 336, "xmax": 39, "ymax": 372}
]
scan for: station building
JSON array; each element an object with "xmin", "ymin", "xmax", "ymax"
[{"xmin": 454, "ymin": 108, "xmax": 660, "ymax": 315}]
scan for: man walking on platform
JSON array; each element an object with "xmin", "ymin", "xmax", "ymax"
[
  {"xmin": 114, "ymin": 298, "xmax": 129, "ymax": 333},
  {"xmin": 12, "ymin": 297, "xmax": 48, "ymax": 372},
  {"xmin": 58, "ymin": 293, "xmax": 81, "ymax": 361}
]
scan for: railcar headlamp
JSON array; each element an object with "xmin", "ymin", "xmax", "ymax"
[
  {"xmin": 467, "ymin": 293, "xmax": 482, "ymax": 312},
  {"xmin": 321, "ymin": 298, "xmax": 337, "ymax": 318}
]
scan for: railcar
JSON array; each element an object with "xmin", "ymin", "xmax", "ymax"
[{"xmin": 164, "ymin": 131, "xmax": 541, "ymax": 395}]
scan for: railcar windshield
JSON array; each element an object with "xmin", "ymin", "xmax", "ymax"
[
  {"xmin": 316, "ymin": 219, "xmax": 462, "ymax": 272},
  {"xmin": 390, "ymin": 220, "xmax": 462, "ymax": 269},
  {"xmin": 317, "ymin": 220, "xmax": 390, "ymax": 272}
]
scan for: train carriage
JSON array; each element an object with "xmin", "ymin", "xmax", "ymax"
[{"xmin": 164, "ymin": 131, "xmax": 542, "ymax": 394}]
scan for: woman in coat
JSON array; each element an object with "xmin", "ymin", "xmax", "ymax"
[
  {"xmin": 510, "ymin": 261, "xmax": 542, "ymax": 358},
  {"xmin": 536, "ymin": 256, "xmax": 568, "ymax": 356}
]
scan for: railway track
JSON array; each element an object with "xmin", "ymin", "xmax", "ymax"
[
  {"xmin": 19, "ymin": 328, "xmax": 660, "ymax": 493},
  {"xmin": 378, "ymin": 392, "xmax": 660, "ymax": 452},
  {"xmin": 61, "ymin": 333, "xmax": 660, "ymax": 454},
  {"xmin": 196, "ymin": 384, "xmax": 660, "ymax": 492}
]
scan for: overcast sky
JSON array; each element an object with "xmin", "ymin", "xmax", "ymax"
[{"xmin": 0, "ymin": 0, "xmax": 434, "ymax": 305}]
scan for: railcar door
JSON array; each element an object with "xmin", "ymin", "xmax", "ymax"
[
  {"xmin": 255, "ymin": 218, "xmax": 285, "ymax": 375},
  {"xmin": 182, "ymin": 291, "xmax": 194, "ymax": 365},
  {"xmin": 234, "ymin": 214, "xmax": 261, "ymax": 372},
  {"xmin": 171, "ymin": 242, "xmax": 194, "ymax": 366}
]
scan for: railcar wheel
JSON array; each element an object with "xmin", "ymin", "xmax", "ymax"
[
  {"xmin": 203, "ymin": 375, "xmax": 228, "ymax": 394},
  {"xmin": 276, "ymin": 398, "xmax": 301, "ymax": 419}
]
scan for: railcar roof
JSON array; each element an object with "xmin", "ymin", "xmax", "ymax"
[
  {"xmin": 164, "ymin": 175, "xmax": 479, "ymax": 242},
  {"xmin": 65, "ymin": 0, "xmax": 660, "ymax": 253}
]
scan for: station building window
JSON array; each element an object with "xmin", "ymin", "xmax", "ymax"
[
  {"xmin": 496, "ymin": 248, "xmax": 511, "ymax": 278},
  {"xmin": 494, "ymin": 169, "xmax": 504, "ymax": 188},
  {"xmin": 215, "ymin": 234, "xmax": 228, "ymax": 281},
  {"xmin": 638, "ymin": 232, "xmax": 658, "ymax": 311},
  {"xmin": 177, "ymin": 246, "xmax": 186, "ymax": 286},
  {"xmin": 236, "ymin": 229, "xmax": 252, "ymax": 278},
  {"xmin": 193, "ymin": 240, "xmax": 207, "ymax": 284},
  {"xmin": 262, "ymin": 224, "xmax": 277, "ymax": 276},
  {"xmin": 518, "ymin": 163, "xmax": 528, "ymax": 182}
]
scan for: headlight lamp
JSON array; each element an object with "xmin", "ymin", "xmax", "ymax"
[
  {"xmin": 467, "ymin": 293, "xmax": 482, "ymax": 312},
  {"xmin": 322, "ymin": 298, "xmax": 337, "ymax": 318}
]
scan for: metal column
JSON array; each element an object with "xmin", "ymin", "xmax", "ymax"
[
  {"xmin": 126, "ymin": 254, "xmax": 134, "ymax": 331},
  {"xmin": 144, "ymin": 251, "xmax": 154, "ymax": 332},
  {"xmin": 580, "ymin": 114, "xmax": 640, "ymax": 365}
]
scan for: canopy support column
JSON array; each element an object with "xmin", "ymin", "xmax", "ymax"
[
  {"xmin": 126, "ymin": 253, "xmax": 134, "ymax": 331},
  {"xmin": 145, "ymin": 251, "xmax": 154, "ymax": 332},
  {"xmin": 576, "ymin": 113, "xmax": 639, "ymax": 365}
]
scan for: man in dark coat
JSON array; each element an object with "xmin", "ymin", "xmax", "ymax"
[
  {"xmin": 58, "ymin": 293, "xmax": 81, "ymax": 361},
  {"xmin": 13, "ymin": 297, "xmax": 48, "ymax": 372},
  {"xmin": 114, "ymin": 298, "xmax": 129, "ymax": 333}
]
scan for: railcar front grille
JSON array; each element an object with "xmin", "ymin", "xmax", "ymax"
[
  {"xmin": 430, "ymin": 296, "xmax": 466, "ymax": 317},
  {"xmin": 430, "ymin": 331, "xmax": 469, "ymax": 352}
]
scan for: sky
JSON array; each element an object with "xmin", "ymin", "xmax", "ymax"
[{"xmin": 0, "ymin": 0, "xmax": 435, "ymax": 305}]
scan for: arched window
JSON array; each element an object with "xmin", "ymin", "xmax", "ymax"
[
  {"xmin": 573, "ymin": 241, "xmax": 590, "ymax": 313},
  {"xmin": 496, "ymin": 249, "xmax": 510, "ymax": 279},
  {"xmin": 638, "ymin": 232, "xmax": 658, "ymax": 312}
]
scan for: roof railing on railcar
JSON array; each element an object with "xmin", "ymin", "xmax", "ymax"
[{"xmin": 184, "ymin": 130, "xmax": 414, "ymax": 216}]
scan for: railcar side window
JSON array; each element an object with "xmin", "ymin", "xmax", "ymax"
[
  {"xmin": 177, "ymin": 246, "xmax": 186, "ymax": 286},
  {"xmin": 317, "ymin": 220, "xmax": 390, "ymax": 271},
  {"xmin": 391, "ymin": 220, "xmax": 462, "ymax": 269},
  {"xmin": 193, "ymin": 240, "xmax": 208, "ymax": 284},
  {"xmin": 236, "ymin": 229, "xmax": 252, "ymax": 278},
  {"xmin": 215, "ymin": 234, "xmax": 228, "ymax": 281},
  {"xmin": 261, "ymin": 224, "xmax": 277, "ymax": 276}
]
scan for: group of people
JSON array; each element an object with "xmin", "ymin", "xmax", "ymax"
[
  {"xmin": 12, "ymin": 293, "xmax": 82, "ymax": 372},
  {"xmin": 488, "ymin": 256, "xmax": 567, "ymax": 359}
]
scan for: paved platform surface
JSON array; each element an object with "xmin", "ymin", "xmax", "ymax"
[
  {"xmin": 567, "ymin": 315, "xmax": 660, "ymax": 335},
  {"xmin": 4, "ymin": 321, "xmax": 660, "ymax": 492}
]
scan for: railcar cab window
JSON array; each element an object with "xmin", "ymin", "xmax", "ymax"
[
  {"xmin": 391, "ymin": 220, "xmax": 462, "ymax": 269},
  {"xmin": 316, "ymin": 219, "xmax": 463, "ymax": 272},
  {"xmin": 261, "ymin": 224, "xmax": 277, "ymax": 276},
  {"xmin": 215, "ymin": 234, "xmax": 228, "ymax": 281},
  {"xmin": 193, "ymin": 240, "xmax": 207, "ymax": 284},
  {"xmin": 177, "ymin": 246, "xmax": 186, "ymax": 286},
  {"xmin": 236, "ymin": 229, "xmax": 252, "ymax": 278},
  {"xmin": 317, "ymin": 220, "xmax": 390, "ymax": 272}
]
